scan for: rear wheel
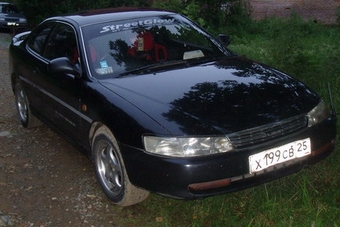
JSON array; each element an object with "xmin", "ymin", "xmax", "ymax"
[
  {"xmin": 92, "ymin": 126, "xmax": 149, "ymax": 206},
  {"xmin": 14, "ymin": 83, "xmax": 42, "ymax": 128}
]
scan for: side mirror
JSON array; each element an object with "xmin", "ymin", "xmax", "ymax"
[
  {"xmin": 218, "ymin": 34, "xmax": 231, "ymax": 46},
  {"xmin": 49, "ymin": 57, "xmax": 81, "ymax": 78}
]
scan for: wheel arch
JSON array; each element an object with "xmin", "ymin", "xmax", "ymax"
[
  {"xmin": 10, "ymin": 71, "xmax": 20, "ymax": 93},
  {"xmin": 88, "ymin": 121, "xmax": 104, "ymax": 151},
  {"xmin": 89, "ymin": 121, "xmax": 150, "ymax": 206}
]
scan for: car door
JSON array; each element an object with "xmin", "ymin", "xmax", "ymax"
[
  {"xmin": 26, "ymin": 21, "xmax": 82, "ymax": 139},
  {"xmin": 23, "ymin": 22, "xmax": 56, "ymax": 120},
  {"xmin": 41, "ymin": 22, "xmax": 83, "ymax": 139}
]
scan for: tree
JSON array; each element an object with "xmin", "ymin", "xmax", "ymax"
[
  {"xmin": 152, "ymin": 0, "xmax": 252, "ymax": 33},
  {"xmin": 16, "ymin": 0, "xmax": 151, "ymax": 26}
]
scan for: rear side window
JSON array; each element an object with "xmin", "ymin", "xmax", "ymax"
[{"xmin": 27, "ymin": 22, "xmax": 54, "ymax": 55}]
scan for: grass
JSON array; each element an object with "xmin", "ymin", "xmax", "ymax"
[
  {"xmin": 110, "ymin": 17, "xmax": 340, "ymax": 227},
  {"xmin": 119, "ymin": 161, "xmax": 340, "ymax": 227}
]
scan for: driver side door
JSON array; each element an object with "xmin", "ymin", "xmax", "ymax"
[{"xmin": 40, "ymin": 22, "xmax": 83, "ymax": 139}]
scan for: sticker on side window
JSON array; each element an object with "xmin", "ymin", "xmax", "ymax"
[{"xmin": 100, "ymin": 61, "xmax": 109, "ymax": 68}]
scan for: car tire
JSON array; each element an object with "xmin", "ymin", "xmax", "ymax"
[
  {"xmin": 92, "ymin": 126, "xmax": 149, "ymax": 206},
  {"xmin": 14, "ymin": 83, "xmax": 42, "ymax": 128}
]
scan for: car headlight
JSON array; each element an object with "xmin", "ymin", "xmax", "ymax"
[
  {"xmin": 143, "ymin": 136, "xmax": 233, "ymax": 157},
  {"xmin": 307, "ymin": 101, "xmax": 330, "ymax": 127}
]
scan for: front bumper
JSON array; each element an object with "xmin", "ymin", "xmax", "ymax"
[
  {"xmin": 121, "ymin": 114, "xmax": 336, "ymax": 199},
  {"xmin": 0, "ymin": 21, "xmax": 28, "ymax": 30}
]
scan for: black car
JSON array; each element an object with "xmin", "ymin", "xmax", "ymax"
[
  {"xmin": 0, "ymin": 2, "xmax": 27, "ymax": 29},
  {"xmin": 9, "ymin": 8, "xmax": 336, "ymax": 206}
]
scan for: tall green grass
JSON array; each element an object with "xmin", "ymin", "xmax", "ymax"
[
  {"xmin": 230, "ymin": 16, "xmax": 340, "ymax": 113},
  {"xmin": 107, "ymin": 16, "xmax": 340, "ymax": 227}
]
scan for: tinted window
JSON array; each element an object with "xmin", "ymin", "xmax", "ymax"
[
  {"xmin": 44, "ymin": 23, "xmax": 78, "ymax": 63},
  {"xmin": 27, "ymin": 22, "xmax": 54, "ymax": 55}
]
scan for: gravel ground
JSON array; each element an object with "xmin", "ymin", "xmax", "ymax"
[{"xmin": 0, "ymin": 32, "xmax": 130, "ymax": 227}]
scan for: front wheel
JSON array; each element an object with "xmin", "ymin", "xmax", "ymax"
[
  {"xmin": 14, "ymin": 83, "xmax": 42, "ymax": 128},
  {"xmin": 92, "ymin": 126, "xmax": 149, "ymax": 206}
]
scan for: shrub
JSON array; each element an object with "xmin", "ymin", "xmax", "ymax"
[
  {"xmin": 152, "ymin": 0, "xmax": 253, "ymax": 35},
  {"xmin": 16, "ymin": 0, "xmax": 151, "ymax": 26}
]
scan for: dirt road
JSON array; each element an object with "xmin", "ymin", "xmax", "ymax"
[{"xmin": 0, "ymin": 33, "xmax": 129, "ymax": 227}]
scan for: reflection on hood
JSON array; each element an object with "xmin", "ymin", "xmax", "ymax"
[{"xmin": 100, "ymin": 56, "xmax": 320, "ymax": 135}]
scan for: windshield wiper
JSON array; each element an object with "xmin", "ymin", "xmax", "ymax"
[{"xmin": 118, "ymin": 60, "xmax": 188, "ymax": 77}]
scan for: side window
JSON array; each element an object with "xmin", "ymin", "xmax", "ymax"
[
  {"xmin": 44, "ymin": 23, "xmax": 78, "ymax": 63},
  {"xmin": 27, "ymin": 22, "xmax": 54, "ymax": 55}
]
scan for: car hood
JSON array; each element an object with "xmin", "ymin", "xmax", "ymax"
[{"xmin": 99, "ymin": 56, "xmax": 320, "ymax": 135}]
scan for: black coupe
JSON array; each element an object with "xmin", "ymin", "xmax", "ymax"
[{"xmin": 9, "ymin": 8, "xmax": 336, "ymax": 206}]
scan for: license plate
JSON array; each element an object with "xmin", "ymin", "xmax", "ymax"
[
  {"xmin": 249, "ymin": 138, "xmax": 311, "ymax": 174},
  {"xmin": 7, "ymin": 22, "xmax": 17, "ymax": 26}
]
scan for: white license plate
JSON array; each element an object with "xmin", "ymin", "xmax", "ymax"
[
  {"xmin": 249, "ymin": 138, "xmax": 311, "ymax": 174},
  {"xmin": 7, "ymin": 22, "xmax": 16, "ymax": 26}
]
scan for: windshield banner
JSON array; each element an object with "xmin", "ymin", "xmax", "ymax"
[{"xmin": 100, "ymin": 18, "xmax": 175, "ymax": 33}]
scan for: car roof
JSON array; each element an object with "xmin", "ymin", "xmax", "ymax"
[
  {"xmin": 0, "ymin": 2, "xmax": 14, "ymax": 5},
  {"xmin": 47, "ymin": 7, "xmax": 177, "ymax": 27}
]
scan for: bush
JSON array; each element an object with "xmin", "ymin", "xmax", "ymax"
[
  {"xmin": 16, "ymin": 0, "xmax": 151, "ymax": 26},
  {"xmin": 17, "ymin": 0, "xmax": 253, "ymax": 34},
  {"xmin": 152, "ymin": 0, "xmax": 253, "ymax": 35}
]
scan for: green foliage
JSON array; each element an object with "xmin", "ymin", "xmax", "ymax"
[
  {"xmin": 152, "ymin": 0, "xmax": 252, "ymax": 33},
  {"xmin": 152, "ymin": 0, "xmax": 208, "ymax": 27},
  {"xmin": 16, "ymin": 0, "xmax": 151, "ymax": 26},
  {"xmin": 230, "ymin": 14, "xmax": 340, "ymax": 82},
  {"xmin": 16, "ymin": 0, "xmax": 253, "ymax": 33},
  {"xmin": 262, "ymin": 15, "xmax": 313, "ymax": 77},
  {"xmin": 151, "ymin": 0, "xmax": 183, "ymax": 13},
  {"xmin": 182, "ymin": 1, "xmax": 207, "ymax": 27}
]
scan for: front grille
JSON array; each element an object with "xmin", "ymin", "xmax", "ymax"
[{"xmin": 228, "ymin": 115, "xmax": 308, "ymax": 149}]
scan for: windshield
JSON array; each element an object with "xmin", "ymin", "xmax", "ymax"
[{"xmin": 81, "ymin": 14, "xmax": 229, "ymax": 79}]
